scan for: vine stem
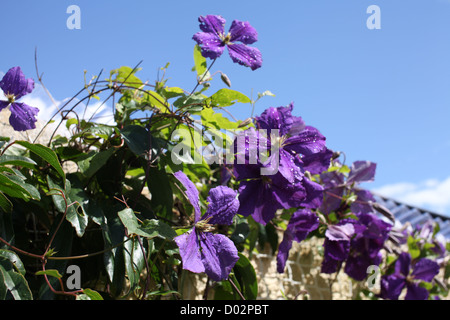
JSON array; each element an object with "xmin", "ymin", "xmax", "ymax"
[
  {"xmin": 189, "ymin": 58, "xmax": 217, "ymax": 95},
  {"xmin": 0, "ymin": 232, "xmax": 131, "ymax": 261},
  {"xmin": 228, "ymin": 277, "xmax": 246, "ymax": 300}
]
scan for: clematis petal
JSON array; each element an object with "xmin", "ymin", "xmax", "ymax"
[
  {"xmin": 193, "ymin": 32, "xmax": 225, "ymax": 59},
  {"xmin": 350, "ymin": 189, "xmax": 376, "ymax": 214},
  {"xmin": 411, "ymin": 258, "xmax": 440, "ymax": 282},
  {"xmin": 325, "ymin": 223, "xmax": 355, "ymax": 242},
  {"xmin": 237, "ymin": 180, "xmax": 262, "ymax": 216},
  {"xmin": 288, "ymin": 209, "xmax": 319, "ymax": 242},
  {"xmin": 9, "ymin": 102, "xmax": 39, "ymax": 131},
  {"xmin": 256, "ymin": 105, "xmax": 300, "ymax": 137},
  {"xmin": 198, "ymin": 15, "xmax": 226, "ymax": 35},
  {"xmin": 302, "ymin": 148, "xmax": 333, "ymax": 175},
  {"xmin": 320, "ymin": 170, "xmax": 345, "ymax": 189},
  {"xmin": 276, "ymin": 150, "xmax": 302, "ymax": 184},
  {"xmin": 270, "ymin": 176, "xmax": 306, "ymax": 209},
  {"xmin": 276, "ymin": 230, "xmax": 294, "ymax": 273},
  {"xmin": 380, "ymin": 274, "xmax": 406, "ymax": 300},
  {"xmin": 173, "ymin": 171, "xmax": 201, "ymax": 222},
  {"xmin": 237, "ymin": 179, "xmax": 281, "ymax": 225},
  {"xmin": 321, "ymin": 254, "xmax": 340, "ymax": 274},
  {"xmin": 233, "ymin": 127, "xmax": 267, "ymax": 177},
  {"xmin": 301, "ymin": 178, "xmax": 324, "ymax": 209},
  {"xmin": 405, "ymin": 283, "xmax": 429, "ymax": 300},
  {"xmin": 345, "ymin": 252, "xmax": 381, "ymax": 281},
  {"xmin": 283, "ymin": 126, "xmax": 326, "ymax": 156},
  {"xmin": 0, "ymin": 100, "xmax": 9, "ymax": 111},
  {"xmin": 229, "ymin": 20, "xmax": 258, "ymax": 44},
  {"xmin": 320, "ymin": 186, "xmax": 345, "ymax": 215},
  {"xmin": 203, "ymin": 186, "xmax": 239, "ymax": 225},
  {"xmin": 199, "ymin": 233, "xmax": 239, "ymax": 281},
  {"xmin": 347, "ymin": 161, "xmax": 376, "ymax": 184},
  {"xmin": 395, "ymin": 252, "xmax": 412, "ymax": 277},
  {"xmin": 324, "ymin": 239, "xmax": 350, "ymax": 261},
  {"xmin": 277, "ymin": 209, "xmax": 318, "ymax": 273},
  {"xmin": 174, "ymin": 229, "xmax": 205, "ymax": 274},
  {"xmin": 252, "ymin": 189, "xmax": 280, "ymax": 224},
  {"xmin": 0, "ymin": 66, "xmax": 34, "ymax": 99},
  {"xmin": 227, "ymin": 43, "xmax": 262, "ymax": 70}
]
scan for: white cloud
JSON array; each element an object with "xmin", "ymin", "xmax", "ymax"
[
  {"xmin": 1, "ymin": 77, "xmax": 115, "ymax": 142},
  {"xmin": 372, "ymin": 177, "xmax": 450, "ymax": 216}
]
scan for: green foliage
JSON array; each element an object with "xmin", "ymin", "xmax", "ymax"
[
  {"xmin": 0, "ymin": 42, "xmax": 268, "ymax": 299},
  {"xmin": 0, "ymin": 34, "xmax": 447, "ymax": 303}
]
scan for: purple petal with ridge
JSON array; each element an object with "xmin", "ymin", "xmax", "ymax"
[
  {"xmin": 227, "ymin": 43, "xmax": 262, "ymax": 70},
  {"xmin": 229, "ymin": 20, "xmax": 258, "ymax": 44}
]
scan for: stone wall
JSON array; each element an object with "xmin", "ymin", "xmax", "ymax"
[{"xmin": 180, "ymin": 237, "xmax": 364, "ymax": 300}]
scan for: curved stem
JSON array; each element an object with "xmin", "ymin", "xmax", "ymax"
[{"xmin": 190, "ymin": 58, "xmax": 217, "ymax": 95}]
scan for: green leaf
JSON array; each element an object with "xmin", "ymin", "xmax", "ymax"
[
  {"xmin": 65, "ymin": 118, "xmax": 78, "ymax": 130},
  {"xmin": 0, "ymin": 250, "xmax": 26, "ymax": 276},
  {"xmin": 15, "ymin": 141, "xmax": 66, "ymax": 188},
  {"xmin": 77, "ymin": 289, "xmax": 104, "ymax": 300},
  {"xmin": 0, "ymin": 172, "xmax": 39, "ymax": 201},
  {"xmin": 123, "ymin": 236, "xmax": 145, "ymax": 295},
  {"xmin": 193, "ymin": 44, "xmax": 207, "ymax": 77},
  {"xmin": 206, "ymin": 88, "xmax": 251, "ymax": 107},
  {"xmin": 230, "ymin": 220, "xmax": 250, "ymax": 245},
  {"xmin": 3, "ymin": 173, "xmax": 40, "ymax": 201},
  {"xmin": 118, "ymin": 208, "xmax": 176, "ymax": 240},
  {"xmin": 162, "ymin": 86, "xmax": 185, "ymax": 100},
  {"xmin": 233, "ymin": 253, "xmax": 258, "ymax": 300},
  {"xmin": 0, "ymin": 255, "xmax": 32, "ymax": 300},
  {"xmin": 201, "ymin": 108, "xmax": 239, "ymax": 130},
  {"xmin": 0, "ymin": 155, "xmax": 37, "ymax": 169},
  {"xmin": 100, "ymin": 203, "xmax": 126, "ymax": 297},
  {"xmin": 144, "ymin": 91, "xmax": 170, "ymax": 113},
  {"xmin": 173, "ymin": 92, "xmax": 207, "ymax": 111},
  {"xmin": 213, "ymin": 278, "xmax": 242, "ymax": 300},
  {"xmin": 77, "ymin": 148, "xmax": 115, "ymax": 179},
  {"xmin": 0, "ymin": 192, "xmax": 12, "ymax": 213},
  {"xmin": 109, "ymin": 66, "xmax": 142, "ymax": 88},
  {"xmin": 146, "ymin": 165, "xmax": 174, "ymax": 220},
  {"xmin": 407, "ymin": 235, "xmax": 421, "ymax": 259},
  {"xmin": 35, "ymin": 269, "xmax": 63, "ymax": 279},
  {"xmin": 47, "ymin": 177, "xmax": 88, "ymax": 237},
  {"xmin": 120, "ymin": 125, "xmax": 151, "ymax": 158}
]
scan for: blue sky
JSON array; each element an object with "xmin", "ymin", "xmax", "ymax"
[{"xmin": 1, "ymin": 0, "xmax": 450, "ymax": 215}]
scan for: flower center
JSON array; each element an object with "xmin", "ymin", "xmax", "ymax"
[
  {"xmin": 195, "ymin": 216, "xmax": 215, "ymax": 232},
  {"xmin": 5, "ymin": 93, "xmax": 15, "ymax": 104},
  {"xmin": 261, "ymin": 175, "xmax": 273, "ymax": 185},
  {"xmin": 220, "ymin": 32, "xmax": 232, "ymax": 45}
]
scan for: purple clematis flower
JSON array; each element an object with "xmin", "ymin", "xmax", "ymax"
[
  {"xmin": 321, "ymin": 213, "xmax": 392, "ymax": 280},
  {"xmin": 0, "ymin": 66, "xmax": 39, "ymax": 131},
  {"xmin": 321, "ymin": 221, "xmax": 356, "ymax": 274},
  {"xmin": 380, "ymin": 252, "xmax": 440, "ymax": 300},
  {"xmin": 234, "ymin": 127, "xmax": 324, "ymax": 225},
  {"xmin": 276, "ymin": 209, "xmax": 319, "ymax": 273},
  {"xmin": 319, "ymin": 160, "xmax": 377, "ymax": 215},
  {"xmin": 255, "ymin": 103, "xmax": 333, "ymax": 183},
  {"xmin": 344, "ymin": 213, "xmax": 392, "ymax": 280},
  {"xmin": 173, "ymin": 171, "xmax": 240, "ymax": 281},
  {"xmin": 193, "ymin": 15, "xmax": 262, "ymax": 70},
  {"xmin": 234, "ymin": 104, "xmax": 330, "ymax": 225}
]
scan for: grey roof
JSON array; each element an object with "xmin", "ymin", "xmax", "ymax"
[{"xmin": 374, "ymin": 194, "xmax": 450, "ymax": 240}]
